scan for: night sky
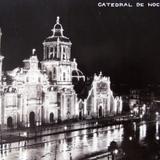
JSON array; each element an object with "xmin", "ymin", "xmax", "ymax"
[{"xmin": 0, "ymin": 0, "xmax": 160, "ymax": 88}]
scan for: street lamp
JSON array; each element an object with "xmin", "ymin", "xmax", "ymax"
[
  {"xmin": 23, "ymin": 132, "xmax": 27, "ymax": 137},
  {"xmin": 114, "ymin": 149, "xmax": 118, "ymax": 154},
  {"xmin": 129, "ymin": 136, "xmax": 133, "ymax": 141},
  {"xmin": 64, "ymin": 126, "xmax": 67, "ymax": 131},
  {"xmin": 112, "ymin": 149, "xmax": 119, "ymax": 160},
  {"xmin": 156, "ymin": 112, "xmax": 159, "ymax": 116},
  {"xmin": 140, "ymin": 114, "xmax": 143, "ymax": 119},
  {"xmin": 108, "ymin": 141, "xmax": 119, "ymax": 160},
  {"xmin": 156, "ymin": 136, "xmax": 160, "ymax": 140}
]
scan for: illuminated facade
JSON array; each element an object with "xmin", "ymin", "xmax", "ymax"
[
  {"xmin": 80, "ymin": 72, "xmax": 122, "ymax": 119},
  {"xmin": 0, "ymin": 17, "xmax": 122, "ymax": 128}
]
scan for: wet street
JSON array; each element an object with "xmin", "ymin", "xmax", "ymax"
[{"xmin": 0, "ymin": 120, "xmax": 160, "ymax": 160}]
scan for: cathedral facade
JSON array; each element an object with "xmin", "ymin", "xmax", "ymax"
[
  {"xmin": 83, "ymin": 72, "xmax": 122, "ymax": 118},
  {"xmin": 0, "ymin": 17, "xmax": 122, "ymax": 129}
]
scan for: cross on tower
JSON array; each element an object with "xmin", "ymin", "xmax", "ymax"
[
  {"xmin": 56, "ymin": 16, "xmax": 60, "ymax": 24},
  {"xmin": 32, "ymin": 49, "xmax": 36, "ymax": 55}
]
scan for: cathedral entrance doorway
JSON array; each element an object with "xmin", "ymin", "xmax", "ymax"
[
  {"xmin": 99, "ymin": 106, "xmax": 103, "ymax": 117},
  {"xmin": 79, "ymin": 111, "xmax": 82, "ymax": 120},
  {"xmin": 67, "ymin": 112, "xmax": 71, "ymax": 120},
  {"xmin": 7, "ymin": 117, "xmax": 13, "ymax": 128},
  {"xmin": 58, "ymin": 109, "xmax": 61, "ymax": 121},
  {"xmin": 29, "ymin": 112, "xmax": 35, "ymax": 127},
  {"xmin": 50, "ymin": 113, "xmax": 54, "ymax": 123}
]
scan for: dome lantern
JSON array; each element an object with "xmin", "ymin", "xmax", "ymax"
[{"xmin": 51, "ymin": 16, "xmax": 64, "ymax": 37}]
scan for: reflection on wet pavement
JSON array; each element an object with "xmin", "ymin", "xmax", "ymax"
[{"xmin": 0, "ymin": 121, "xmax": 160, "ymax": 160}]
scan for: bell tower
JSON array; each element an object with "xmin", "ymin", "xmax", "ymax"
[
  {"xmin": 41, "ymin": 17, "xmax": 73, "ymax": 85},
  {"xmin": 41, "ymin": 16, "xmax": 84, "ymax": 87}
]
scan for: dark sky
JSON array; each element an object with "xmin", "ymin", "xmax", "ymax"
[{"xmin": 0, "ymin": 0, "xmax": 160, "ymax": 88}]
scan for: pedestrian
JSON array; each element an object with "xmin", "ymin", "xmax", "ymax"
[
  {"xmin": 70, "ymin": 152, "xmax": 72, "ymax": 160},
  {"xmin": 24, "ymin": 141, "xmax": 27, "ymax": 148}
]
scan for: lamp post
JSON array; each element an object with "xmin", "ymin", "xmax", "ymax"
[
  {"xmin": 108, "ymin": 141, "xmax": 125, "ymax": 160},
  {"xmin": 108, "ymin": 141, "xmax": 118, "ymax": 160},
  {"xmin": 113, "ymin": 149, "xmax": 118, "ymax": 160}
]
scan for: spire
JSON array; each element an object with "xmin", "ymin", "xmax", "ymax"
[
  {"xmin": 32, "ymin": 48, "xmax": 36, "ymax": 55},
  {"xmin": 45, "ymin": 16, "xmax": 71, "ymax": 43},
  {"xmin": 56, "ymin": 16, "xmax": 60, "ymax": 24},
  {"xmin": 99, "ymin": 71, "xmax": 102, "ymax": 77}
]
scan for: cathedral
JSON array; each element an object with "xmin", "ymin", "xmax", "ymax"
[{"xmin": 0, "ymin": 17, "xmax": 123, "ymax": 129}]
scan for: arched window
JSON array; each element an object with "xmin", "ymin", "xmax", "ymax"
[
  {"xmin": 67, "ymin": 111, "xmax": 70, "ymax": 119},
  {"xmin": 67, "ymin": 98, "xmax": 70, "ymax": 108},
  {"xmin": 99, "ymin": 106, "xmax": 103, "ymax": 117},
  {"xmin": 46, "ymin": 47, "xmax": 49, "ymax": 59},
  {"xmin": 79, "ymin": 111, "xmax": 82, "ymax": 120},
  {"xmin": 50, "ymin": 47, "xmax": 53, "ymax": 53},
  {"xmin": 53, "ymin": 68, "xmax": 56, "ymax": 79},
  {"xmin": 63, "ymin": 72, "xmax": 66, "ymax": 81},
  {"xmin": 53, "ymin": 68, "xmax": 56, "ymax": 74},
  {"xmin": 63, "ymin": 47, "xmax": 65, "ymax": 53},
  {"xmin": 50, "ymin": 53, "xmax": 53, "ymax": 59},
  {"xmin": 55, "ymin": 46, "xmax": 57, "ymax": 58},
  {"xmin": 63, "ymin": 54, "xmax": 65, "ymax": 60},
  {"xmin": 49, "ymin": 71, "xmax": 52, "ymax": 81},
  {"xmin": 7, "ymin": 117, "xmax": 13, "ymax": 128},
  {"xmin": 58, "ymin": 110, "xmax": 61, "ymax": 121},
  {"xmin": 29, "ymin": 112, "xmax": 35, "ymax": 127},
  {"xmin": 50, "ymin": 113, "xmax": 54, "ymax": 123}
]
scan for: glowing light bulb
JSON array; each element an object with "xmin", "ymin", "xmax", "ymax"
[
  {"xmin": 64, "ymin": 126, "xmax": 67, "ymax": 130},
  {"xmin": 129, "ymin": 136, "xmax": 133, "ymax": 141},
  {"xmin": 114, "ymin": 149, "xmax": 118, "ymax": 154},
  {"xmin": 156, "ymin": 136, "xmax": 159, "ymax": 140}
]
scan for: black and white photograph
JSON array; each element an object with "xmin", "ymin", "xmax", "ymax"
[{"xmin": 0, "ymin": 0, "xmax": 160, "ymax": 159}]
